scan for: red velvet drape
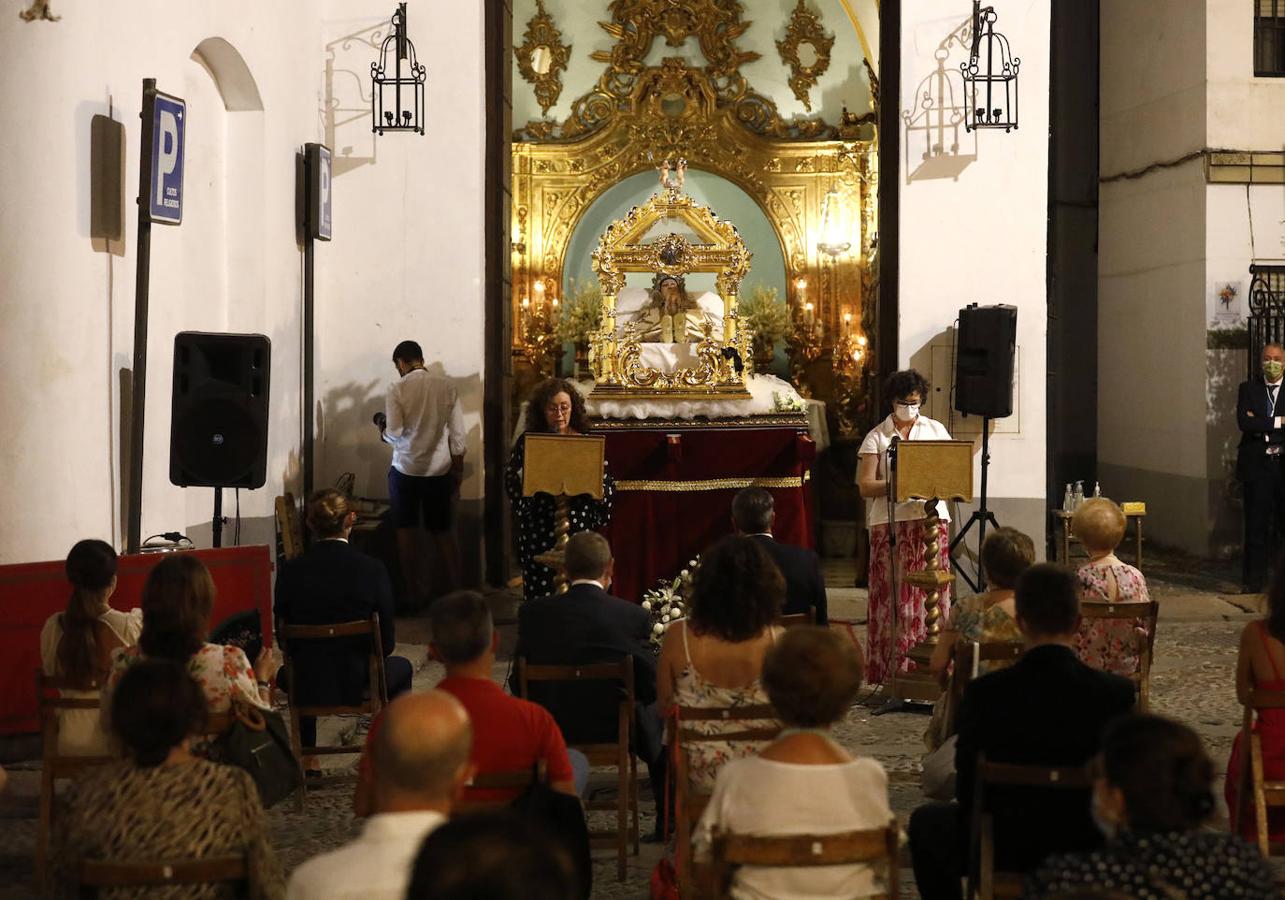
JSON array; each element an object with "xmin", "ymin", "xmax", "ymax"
[{"xmin": 600, "ymin": 425, "xmax": 815, "ymax": 604}]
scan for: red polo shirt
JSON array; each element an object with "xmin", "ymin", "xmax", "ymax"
[{"xmin": 359, "ymin": 675, "xmax": 575, "ymax": 803}]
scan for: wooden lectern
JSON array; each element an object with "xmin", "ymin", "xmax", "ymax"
[
  {"xmin": 522, "ymin": 433, "xmax": 607, "ymax": 595},
  {"xmin": 890, "ymin": 439, "xmax": 974, "ymax": 704}
]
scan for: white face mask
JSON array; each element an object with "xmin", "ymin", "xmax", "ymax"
[{"xmin": 894, "ymin": 403, "xmax": 919, "ymax": 423}]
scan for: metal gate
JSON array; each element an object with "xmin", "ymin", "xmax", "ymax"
[{"xmin": 1248, "ymin": 264, "xmax": 1285, "ymax": 378}]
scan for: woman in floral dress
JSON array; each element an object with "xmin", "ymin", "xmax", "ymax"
[
  {"xmin": 857, "ymin": 370, "xmax": 954, "ymax": 686},
  {"xmin": 1071, "ymin": 498, "xmax": 1151, "ymax": 676},
  {"xmin": 104, "ymin": 554, "xmax": 277, "ymax": 730}
]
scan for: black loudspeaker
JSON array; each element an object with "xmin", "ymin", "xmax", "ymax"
[
  {"xmin": 954, "ymin": 304, "xmax": 1017, "ymax": 418},
  {"xmin": 170, "ymin": 332, "xmax": 271, "ymax": 489}
]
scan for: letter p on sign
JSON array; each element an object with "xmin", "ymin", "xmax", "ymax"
[{"xmin": 148, "ymin": 91, "xmax": 185, "ymax": 225}]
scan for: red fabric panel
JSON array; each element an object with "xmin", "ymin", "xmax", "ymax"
[
  {"xmin": 601, "ymin": 426, "xmax": 815, "ymax": 604},
  {"xmin": 0, "ymin": 545, "xmax": 273, "ymax": 735}
]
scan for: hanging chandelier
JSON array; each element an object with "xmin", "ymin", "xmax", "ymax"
[
  {"xmin": 960, "ymin": 1, "xmax": 1019, "ymax": 133},
  {"xmin": 371, "ymin": 3, "xmax": 426, "ymax": 135}
]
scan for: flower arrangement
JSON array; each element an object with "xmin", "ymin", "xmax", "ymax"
[
  {"xmin": 641, "ymin": 557, "xmax": 699, "ymax": 651},
  {"xmin": 772, "ymin": 391, "xmax": 806, "ymax": 413},
  {"xmin": 554, "ymin": 280, "xmax": 604, "ymax": 346},
  {"xmin": 737, "ymin": 284, "xmax": 791, "ymax": 357},
  {"xmin": 1219, "ymin": 282, "xmax": 1238, "ymax": 309}
]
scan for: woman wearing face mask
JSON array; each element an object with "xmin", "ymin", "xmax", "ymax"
[
  {"xmin": 505, "ymin": 378, "xmax": 614, "ymax": 601},
  {"xmin": 857, "ymin": 369, "xmax": 954, "ymax": 686},
  {"xmin": 1025, "ymin": 714, "xmax": 1275, "ymax": 899}
]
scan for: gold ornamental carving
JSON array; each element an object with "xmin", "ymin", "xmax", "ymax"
[
  {"xmin": 588, "ymin": 180, "xmax": 753, "ymax": 400},
  {"xmin": 776, "ymin": 0, "xmax": 835, "ymax": 113},
  {"xmin": 514, "ymin": 0, "xmax": 571, "ymax": 117}
]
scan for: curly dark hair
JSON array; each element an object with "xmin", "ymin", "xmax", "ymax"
[
  {"xmin": 689, "ymin": 535, "xmax": 784, "ymax": 642},
  {"xmin": 884, "ymin": 369, "xmax": 930, "ymax": 409},
  {"xmin": 1099, "ymin": 714, "xmax": 1215, "ymax": 832},
  {"xmin": 523, "ymin": 377, "xmax": 590, "ymax": 435}
]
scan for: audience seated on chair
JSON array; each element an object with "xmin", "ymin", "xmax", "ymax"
[
  {"xmin": 924, "ymin": 527, "xmax": 1034, "ymax": 752},
  {"xmin": 40, "ymin": 539, "xmax": 142, "ymax": 756},
  {"xmin": 1026, "ymin": 714, "xmax": 1275, "ymax": 899},
  {"xmin": 909, "ymin": 563, "xmax": 1136, "ymax": 900},
  {"xmin": 658, "ymin": 534, "xmax": 783, "ymax": 793},
  {"xmin": 1226, "ymin": 558, "xmax": 1285, "ymax": 845},
  {"xmin": 1071, "ymin": 498, "xmax": 1152, "ymax": 676},
  {"xmin": 732, "ymin": 486, "xmax": 828, "ymax": 625},
  {"xmin": 695, "ymin": 625, "xmax": 893, "ymax": 899},
  {"xmin": 405, "ymin": 809, "xmax": 578, "ymax": 900},
  {"xmin": 287, "ymin": 691, "xmax": 471, "ymax": 900},
  {"xmin": 275, "ymin": 488, "xmax": 412, "ymax": 773},
  {"xmin": 512, "ymin": 531, "xmax": 665, "ymax": 820},
  {"xmin": 104, "ymin": 554, "xmax": 277, "ymax": 728},
  {"xmin": 355, "ymin": 589, "xmax": 584, "ymax": 815},
  {"xmin": 54, "ymin": 658, "xmax": 285, "ymax": 899}
]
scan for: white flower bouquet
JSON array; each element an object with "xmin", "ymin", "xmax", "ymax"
[{"xmin": 641, "ymin": 558, "xmax": 699, "ymax": 652}]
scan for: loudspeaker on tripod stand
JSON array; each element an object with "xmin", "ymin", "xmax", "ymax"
[
  {"xmin": 169, "ymin": 332, "xmax": 271, "ymax": 489},
  {"xmin": 954, "ymin": 303, "xmax": 1017, "ymax": 418}
]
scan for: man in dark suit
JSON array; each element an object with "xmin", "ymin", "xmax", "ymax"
[
  {"xmin": 908, "ymin": 563, "xmax": 1135, "ymax": 900},
  {"xmin": 1238, "ymin": 342, "xmax": 1285, "ymax": 593},
  {"xmin": 732, "ymin": 486, "xmax": 827, "ymax": 624},
  {"xmin": 275, "ymin": 488, "xmax": 413, "ymax": 771},
  {"xmin": 512, "ymin": 530, "xmax": 666, "ymax": 828}
]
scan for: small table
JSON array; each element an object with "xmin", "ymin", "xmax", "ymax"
[{"xmin": 1053, "ymin": 507, "xmax": 1145, "ymax": 569}]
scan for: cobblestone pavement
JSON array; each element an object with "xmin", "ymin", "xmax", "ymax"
[{"xmin": 0, "ymin": 565, "xmax": 1261, "ymax": 899}]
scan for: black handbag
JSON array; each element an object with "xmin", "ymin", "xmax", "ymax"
[{"xmin": 213, "ymin": 703, "xmax": 302, "ymax": 809}]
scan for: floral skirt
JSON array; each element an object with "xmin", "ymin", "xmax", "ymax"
[{"xmin": 866, "ymin": 520, "xmax": 952, "ymax": 685}]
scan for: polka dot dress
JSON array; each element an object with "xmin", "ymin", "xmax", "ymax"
[
  {"xmin": 1026, "ymin": 830, "xmax": 1277, "ymax": 899},
  {"xmin": 505, "ymin": 434, "xmax": 615, "ymax": 602}
]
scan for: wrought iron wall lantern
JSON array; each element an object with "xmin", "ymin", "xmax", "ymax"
[
  {"xmin": 960, "ymin": 1, "xmax": 1019, "ymax": 133},
  {"xmin": 371, "ymin": 2, "xmax": 426, "ymax": 135}
]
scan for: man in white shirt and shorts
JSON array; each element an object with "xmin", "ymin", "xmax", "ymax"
[{"xmin": 377, "ymin": 340, "xmax": 465, "ymax": 607}]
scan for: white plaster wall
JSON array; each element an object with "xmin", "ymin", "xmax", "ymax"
[
  {"xmin": 314, "ymin": 2, "xmax": 487, "ymax": 560},
  {"xmin": 0, "ymin": 2, "xmax": 321, "ymax": 563},
  {"xmin": 510, "ymin": 0, "xmax": 876, "ymax": 126},
  {"xmin": 897, "ymin": 0, "xmax": 1050, "ymax": 543},
  {"xmin": 1207, "ymin": 0, "xmax": 1285, "ymax": 149}
]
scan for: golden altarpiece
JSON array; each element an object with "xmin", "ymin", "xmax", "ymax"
[{"xmin": 510, "ymin": 0, "xmax": 878, "ymax": 429}]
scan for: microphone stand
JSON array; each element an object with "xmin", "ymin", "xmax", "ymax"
[{"xmin": 873, "ymin": 435, "xmax": 904, "ymax": 715}]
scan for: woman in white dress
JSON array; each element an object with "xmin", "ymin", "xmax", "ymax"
[
  {"xmin": 856, "ymin": 369, "xmax": 954, "ymax": 686},
  {"xmin": 39, "ymin": 539, "xmax": 142, "ymax": 756}
]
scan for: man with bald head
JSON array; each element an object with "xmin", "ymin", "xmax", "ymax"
[{"xmin": 286, "ymin": 691, "xmax": 472, "ymax": 900}]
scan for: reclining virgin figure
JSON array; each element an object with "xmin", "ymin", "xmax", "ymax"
[{"xmin": 629, "ymin": 274, "xmax": 710, "ymax": 343}]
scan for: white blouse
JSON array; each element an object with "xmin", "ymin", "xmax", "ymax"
[
  {"xmin": 858, "ymin": 414, "xmax": 954, "ymax": 528},
  {"xmin": 40, "ymin": 607, "xmax": 143, "ymax": 756},
  {"xmin": 694, "ymin": 754, "xmax": 895, "ymax": 900}
]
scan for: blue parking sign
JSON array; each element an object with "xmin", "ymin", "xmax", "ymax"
[{"xmin": 148, "ymin": 91, "xmax": 185, "ymax": 225}]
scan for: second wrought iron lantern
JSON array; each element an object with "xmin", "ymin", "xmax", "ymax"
[{"xmin": 960, "ymin": 1, "xmax": 1019, "ymax": 133}]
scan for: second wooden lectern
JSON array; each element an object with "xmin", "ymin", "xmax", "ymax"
[
  {"xmin": 522, "ymin": 433, "xmax": 606, "ymax": 595},
  {"xmin": 890, "ymin": 439, "xmax": 974, "ymax": 704}
]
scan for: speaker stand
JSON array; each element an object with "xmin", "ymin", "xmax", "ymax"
[
  {"xmin": 212, "ymin": 488, "xmax": 225, "ymax": 549},
  {"xmin": 949, "ymin": 417, "xmax": 1000, "ymax": 593}
]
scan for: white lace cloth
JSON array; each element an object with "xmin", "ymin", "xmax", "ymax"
[{"xmin": 585, "ymin": 374, "xmax": 804, "ymax": 420}]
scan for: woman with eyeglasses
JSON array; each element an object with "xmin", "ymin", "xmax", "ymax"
[
  {"xmin": 856, "ymin": 369, "xmax": 955, "ymax": 686},
  {"xmin": 505, "ymin": 378, "xmax": 614, "ymax": 601}
]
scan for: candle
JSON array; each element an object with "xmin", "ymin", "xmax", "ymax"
[
  {"xmin": 804, "ymin": 301, "xmax": 814, "ymax": 325},
  {"xmin": 856, "ymin": 334, "xmax": 867, "ymax": 347},
  {"xmin": 843, "ymin": 311, "xmax": 852, "ymax": 337}
]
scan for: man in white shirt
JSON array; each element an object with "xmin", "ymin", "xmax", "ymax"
[
  {"xmin": 285, "ymin": 690, "xmax": 473, "ymax": 900},
  {"xmin": 378, "ymin": 340, "xmax": 465, "ymax": 606}
]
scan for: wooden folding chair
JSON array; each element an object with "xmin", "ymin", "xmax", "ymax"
[
  {"xmin": 454, "ymin": 761, "xmax": 549, "ymax": 814},
  {"xmin": 1234, "ymin": 689, "xmax": 1285, "ymax": 858},
  {"xmin": 949, "ymin": 641, "xmax": 1026, "ymax": 704},
  {"xmin": 274, "ymin": 493, "xmax": 304, "ymax": 562},
  {"xmin": 1080, "ymin": 600, "xmax": 1159, "ymax": 711},
  {"xmin": 76, "ymin": 854, "xmax": 247, "ymax": 898},
  {"xmin": 519, "ymin": 656, "xmax": 638, "ymax": 882},
  {"xmin": 967, "ymin": 757, "xmax": 1092, "ymax": 899},
  {"xmin": 779, "ymin": 610, "xmax": 816, "ymax": 628},
  {"xmin": 673, "ymin": 704, "xmax": 781, "ymax": 899},
  {"xmin": 279, "ymin": 615, "xmax": 388, "ymax": 810},
  {"xmin": 35, "ymin": 671, "xmax": 114, "ymax": 895},
  {"xmin": 709, "ymin": 821, "xmax": 900, "ymax": 899}
]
